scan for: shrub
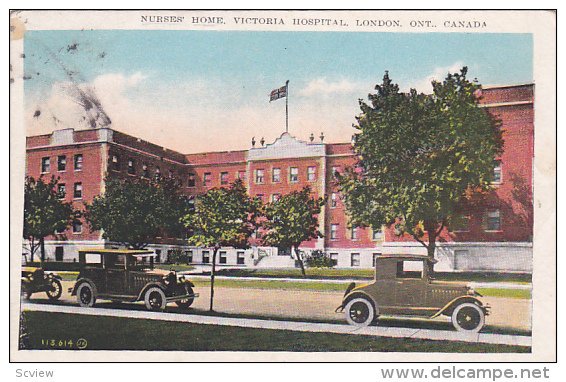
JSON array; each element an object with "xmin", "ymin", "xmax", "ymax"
[{"xmin": 305, "ymin": 250, "xmax": 335, "ymax": 268}]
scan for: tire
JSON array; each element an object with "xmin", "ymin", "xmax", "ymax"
[
  {"xmin": 144, "ymin": 287, "xmax": 167, "ymax": 311},
  {"xmin": 76, "ymin": 282, "xmax": 96, "ymax": 307},
  {"xmin": 451, "ymin": 303, "xmax": 485, "ymax": 332},
  {"xmin": 344, "ymin": 297, "xmax": 376, "ymax": 327},
  {"xmin": 175, "ymin": 285, "xmax": 195, "ymax": 309},
  {"xmin": 46, "ymin": 279, "xmax": 62, "ymax": 301}
]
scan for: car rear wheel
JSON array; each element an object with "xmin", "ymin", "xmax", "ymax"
[
  {"xmin": 144, "ymin": 287, "xmax": 167, "ymax": 311},
  {"xmin": 451, "ymin": 303, "xmax": 485, "ymax": 332},
  {"xmin": 344, "ymin": 297, "xmax": 375, "ymax": 327},
  {"xmin": 76, "ymin": 282, "xmax": 96, "ymax": 307},
  {"xmin": 175, "ymin": 285, "xmax": 195, "ymax": 309},
  {"xmin": 46, "ymin": 279, "xmax": 62, "ymax": 300}
]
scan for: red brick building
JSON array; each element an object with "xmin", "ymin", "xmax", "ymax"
[{"xmin": 24, "ymin": 84, "xmax": 534, "ymax": 272}]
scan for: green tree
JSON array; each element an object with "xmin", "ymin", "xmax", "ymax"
[
  {"xmin": 182, "ymin": 179, "xmax": 261, "ymax": 311},
  {"xmin": 339, "ymin": 68, "xmax": 503, "ymax": 272},
  {"xmin": 261, "ymin": 187, "xmax": 325, "ymax": 276},
  {"xmin": 23, "ymin": 176, "xmax": 76, "ymax": 263},
  {"xmin": 85, "ymin": 177, "xmax": 191, "ymax": 249}
]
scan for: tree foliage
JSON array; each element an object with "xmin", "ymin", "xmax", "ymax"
[
  {"xmin": 23, "ymin": 176, "xmax": 76, "ymax": 262},
  {"xmin": 261, "ymin": 187, "xmax": 325, "ymax": 275},
  {"xmin": 339, "ymin": 68, "xmax": 503, "ymax": 268},
  {"xmin": 85, "ymin": 176, "xmax": 191, "ymax": 249},
  {"xmin": 181, "ymin": 179, "xmax": 261, "ymax": 310}
]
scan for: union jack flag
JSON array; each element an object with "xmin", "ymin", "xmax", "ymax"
[{"xmin": 269, "ymin": 83, "xmax": 288, "ymax": 102}]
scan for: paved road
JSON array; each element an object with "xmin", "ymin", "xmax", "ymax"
[{"xmin": 29, "ymin": 280, "xmax": 531, "ymax": 334}]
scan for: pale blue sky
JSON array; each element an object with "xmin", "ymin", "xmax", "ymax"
[{"xmin": 24, "ymin": 30, "xmax": 532, "ymax": 152}]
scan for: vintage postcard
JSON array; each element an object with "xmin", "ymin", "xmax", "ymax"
[{"xmin": 9, "ymin": 10, "xmax": 556, "ymax": 362}]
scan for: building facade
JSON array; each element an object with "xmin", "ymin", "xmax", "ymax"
[{"xmin": 24, "ymin": 84, "xmax": 534, "ymax": 272}]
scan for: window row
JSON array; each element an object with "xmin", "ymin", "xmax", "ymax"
[
  {"xmin": 451, "ymin": 209, "xmax": 502, "ymax": 232},
  {"xmin": 329, "ymin": 224, "xmax": 384, "ymax": 241},
  {"xmin": 160, "ymin": 249, "xmax": 246, "ymax": 265},
  {"xmin": 193, "ymin": 170, "xmax": 246, "ymax": 188},
  {"xmin": 254, "ymin": 166, "xmax": 318, "ymax": 185},
  {"xmin": 55, "ymin": 221, "xmax": 83, "ymax": 234},
  {"xmin": 57, "ymin": 182, "xmax": 83, "ymax": 199},
  {"xmin": 41, "ymin": 154, "xmax": 83, "ymax": 173},
  {"xmin": 326, "ymin": 252, "xmax": 382, "ymax": 267},
  {"xmin": 110, "ymin": 155, "xmax": 172, "ymax": 178}
]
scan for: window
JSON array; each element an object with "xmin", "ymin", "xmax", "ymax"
[
  {"xmin": 255, "ymin": 194, "xmax": 264, "ymax": 203},
  {"xmin": 154, "ymin": 249, "xmax": 162, "ymax": 262},
  {"xmin": 41, "ymin": 157, "xmax": 50, "ymax": 173},
  {"xmin": 111, "ymin": 155, "xmax": 120, "ymax": 171},
  {"xmin": 307, "ymin": 166, "xmax": 316, "ymax": 181},
  {"xmin": 220, "ymin": 172, "xmax": 229, "ymax": 185},
  {"xmin": 272, "ymin": 168, "xmax": 281, "ymax": 183},
  {"xmin": 187, "ymin": 173, "xmax": 196, "ymax": 187},
  {"xmin": 493, "ymin": 160, "xmax": 502, "ymax": 183},
  {"xmin": 202, "ymin": 251, "xmax": 210, "ymax": 264},
  {"xmin": 331, "ymin": 166, "xmax": 341, "ymax": 178},
  {"xmin": 72, "ymin": 221, "xmax": 82, "ymax": 234},
  {"xmin": 186, "ymin": 251, "xmax": 193, "ymax": 263},
  {"xmin": 142, "ymin": 164, "xmax": 149, "ymax": 178},
  {"xmin": 351, "ymin": 226, "xmax": 358, "ymax": 240},
  {"xmin": 219, "ymin": 251, "xmax": 227, "ymax": 264},
  {"xmin": 255, "ymin": 169, "xmax": 265, "ymax": 184},
  {"xmin": 330, "ymin": 224, "xmax": 338, "ymax": 240},
  {"xmin": 74, "ymin": 154, "xmax": 83, "ymax": 171},
  {"xmin": 203, "ymin": 172, "xmax": 212, "ymax": 186},
  {"xmin": 485, "ymin": 210, "xmax": 501, "ymax": 231},
  {"xmin": 351, "ymin": 253, "xmax": 360, "ymax": 267},
  {"xmin": 330, "ymin": 193, "xmax": 338, "ymax": 208},
  {"xmin": 55, "ymin": 225, "xmax": 65, "ymax": 234},
  {"xmin": 396, "ymin": 260, "xmax": 424, "ymax": 279},
  {"xmin": 57, "ymin": 184, "xmax": 66, "ymax": 199},
  {"xmin": 127, "ymin": 159, "xmax": 135, "ymax": 175},
  {"xmin": 451, "ymin": 214, "xmax": 471, "ymax": 232},
  {"xmin": 289, "ymin": 167, "xmax": 299, "ymax": 183},
  {"xmin": 57, "ymin": 155, "xmax": 66, "ymax": 171},
  {"xmin": 237, "ymin": 251, "xmax": 245, "ymax": 265},
  {"xmin": 372, "ymin": 228, "xmax": 383, "ymax": 241},
  {"xmin": 330, "ymin": 253, "xmax": 338, "ymax": 267},
  {"xmin": 237, "ymin": 170, "xmax": 246, "ymax": 181},
  {"xmin": 372, "ymin": 253, "xmax": 382, "ymax": 267},
  {"xmin": 73, "ymin": 182, "xmax": 83, "ymax": 199},
  {"xmin": 55, "ymin": 246, "xmax": 64, "ymax": 261},
  {"xmin": 271, "ymin": 193, "xmax": 281, "ymax": 203}
]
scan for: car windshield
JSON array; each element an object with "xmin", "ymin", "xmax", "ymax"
[{"xmin": 128, "ymin": 255, "xmax": 154, "ymax": 270}]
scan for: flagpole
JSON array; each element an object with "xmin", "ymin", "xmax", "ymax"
[{"xmin": 285, "ymin": 80, "xmax": 289, "ymax": 133}]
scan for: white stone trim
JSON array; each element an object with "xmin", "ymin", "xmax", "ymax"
[{"xmin": 248, "ymin": 132, "xmax": 325, "ymax": 161}]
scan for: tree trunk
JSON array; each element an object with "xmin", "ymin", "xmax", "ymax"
[
  {"xmin": 39, "ymin": 237, "xmax": 46, "ymax": 268},
  {"xmin": 293, "ymin": 246, "xmax": 306, "ymax": 277},
  {"xmin": 426, "ymin": 231, "xmax": 436, "ymax": 277},
  {"xmin": 209, "ymin": 247, "xmax": 219, "ymax": 311}
]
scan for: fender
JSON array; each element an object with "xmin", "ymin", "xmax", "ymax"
[
  {"xmin": 183, "ymin": 280, "xmax": 195, "ymax": 288},
  {"xmin": 71, "ymin": 278, "xmax": 98, "ymax": 297},
  {"xmin": 136, "ymin": 282, "xmax": 166, "ymax": 301},
  {"xmin": 341, "ymin": 290, "xmax": 377, "ymax": 310},
  {"xmin": 430, "ymin": 296, "xmax": 485, "ymax": 318},
  {"xmin": 48, "ymin": 273, "xmax": 62, "ymax": 281}
]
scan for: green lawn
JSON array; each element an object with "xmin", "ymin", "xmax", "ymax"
[{"xmin": 19, "ymin": 311, "xmax": 529, "ymax": 352}]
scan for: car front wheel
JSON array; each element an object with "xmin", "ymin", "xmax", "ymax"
[
  {"xmin": 144, "ymin": 287, "xmax": 167, "ymax": 311},
  {"xmin": 76, "ymin": 282, "xmax": 96, "ymax": 307},
  {"xmin": 46, "ymin": 279, "xmax": 62, "ymax": 300},
  {"xmin": 451, "ymin": 303, "xmax": 485, "ymax": 332},
  {"xmin": 344, "ymin": 297, "xmax": 375, "ymax": 327},
  {"xmin": 175, "ymin": 285, "xmax": 195, "ymax": 309}
]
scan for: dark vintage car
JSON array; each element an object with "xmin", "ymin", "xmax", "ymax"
[
  {"xmin": 70, "ymin": 249, "xmax": 198, "ymax": 311},
  {"xmin": 336, "ymin": 254, "xmax": 490, "ymax": 332},
  {"xmin": 21, "ymin": 266, "xmax": 63, "ymax": 301}
]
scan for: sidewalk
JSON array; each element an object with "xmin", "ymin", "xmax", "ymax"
[
  {"xmin": 22, "ymin": 302, "xmax": 531, "ymax": 347},
  {"xmin": 182, "ymin": 273, "xmax": 531, "ymax": 290}
]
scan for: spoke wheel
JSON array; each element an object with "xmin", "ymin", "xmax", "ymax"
[
  {"xmin": 76, "ymin": 282, "xmax": 96, "ymax": 307},
  {"xmin": 175, "ymin": 285, "xmax": 194, "ymax": 309},
  {"xmin": 46, "ymin": 279, "xmax": 62, "ymax": 300},
  {"xmin": 144, "ymin": 287, "xmax": 167, "ymax": 311},
  {"xmin": 344, "ymin": 297, "xmax": 375, "ymax": 327},
  {"xmin": 451, "ymin": 303, "xmax": 485, "ymax": 332}
]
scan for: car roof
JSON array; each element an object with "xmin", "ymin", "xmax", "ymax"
[{"xmin": 78, "ymin": 248, "xmax": 155, "ymax": 256}]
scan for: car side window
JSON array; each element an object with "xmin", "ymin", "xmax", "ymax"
[
  {"xmin": 105, "ymin": 254, "xmax": 126, "ymax": 269},
  {"xmin": 396, "ymin": 260, "xmax": 423, "ymax": 279},
  {"xmin": 84, "ymin": 253, "xmax": 102, "ymax": 268}
]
